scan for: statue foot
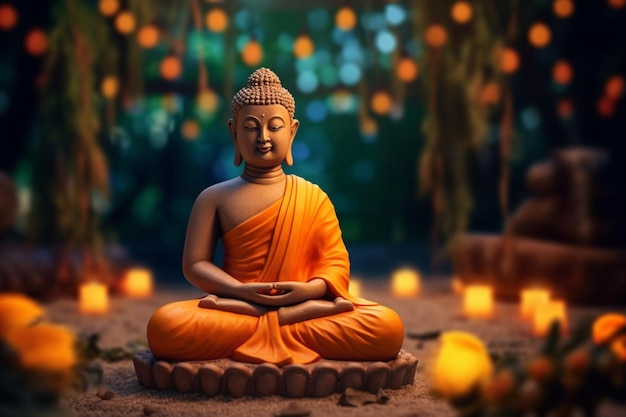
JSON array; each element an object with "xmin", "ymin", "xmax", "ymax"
[
  {"xmin": 310, "ymin": 361, "xmax": 338, "ymax": 397},
  {"xmin": 252, "ymin": 363, "xmax": 281, "ymax": 397},
  {"xmin": 338, "ymin": 362, "xmax": 367, "ymax": 392},
  {"xmin": 282, "ymin": 364, "xmax": 310, "ymax": 398},
  {"xmin": 172, "ymin": 362, "xmax": 198, "ymax": 393},
  {"xmin": 198, "ymin": 363, "xmax": 224, "ymax": 397}
]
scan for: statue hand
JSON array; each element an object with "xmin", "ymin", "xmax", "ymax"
[{"xmin": 254, "ymin": 279, "xmax": 327, "ymax": 307}]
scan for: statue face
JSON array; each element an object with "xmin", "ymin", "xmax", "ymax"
[{"xmin": 229, "ymin": 104, "xmax": 299, "ymax": 168}]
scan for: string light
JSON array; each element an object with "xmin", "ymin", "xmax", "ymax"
[
  {"xmin": 528, "ymin": 22, "xmax": 551, "ymax": 48},
  {"xmin": 98, "ymin": 0, "xmax": 119, "ymax": 17},
  {"xmin": 451, "ymin": 1, "xmax": 473, "ymax": 24},
  {"xmin": 160, "ymin": 55, "xmax": 182, "ymax": 81},
  {"xmin": 24, "ymin": 29, "xmax": 48, "ymax": 56},
  {"xmin": 552, "ymin": 60, "xmax": 573, "ymax": 85},
  {"xmin": 553, "ymin": 0, "xmax": 575, "ymax": 18},
  {"xmin": 101, "ymin": 76, "xmax": 119, "ymax": 99},
  {"xmin": 500, "ymin": 47, "xmax": 520, "ymax": 74},
  {"xmin": 293, "ymin": 34, "xmax": 315, "ymax": 59},
  {"xmin": 115, "ymin": 11, "xmax": 136, "ymax": 35},
  {"xmin": 137, "ymin": 25, "xmax": 159, "ymax": 49},
  {"xmin": 604, "ymin": 75, "xmax": 625, "ymax": 99},
  {"xmin": 370, "ymin": 91, "xmax": 393, "ymax": 115},
  {"xmin": 181, "ymin": 119, "xmax": 201, "ymax": 141},
  {"xmin": 597, "ymin": 96, "xmax": 615, "ymax": 118},
  {"xmin": 396, "ymin": 57, "xmax": 418, "ymax": 83},
  {"xmin": 335, "ymin": 6, "xmax": 357, "ymax": 31},
  {"xmin": 205, "ymin": 7, "xmax": 229, "ymax": 32},
  {"xmin": 425, "ymin": 24, "xmax": 447, "ymax": 47},
  {"xmin": 607, "ymin": 0, "xmax": 626, "ymax": 9},
  {"xmin": 241, "ymin": 39, "xmax": 263, "ymax": 67},
  {"xmin": 0, "ymin": 4, "xmax": 18, "ymax": 31}
]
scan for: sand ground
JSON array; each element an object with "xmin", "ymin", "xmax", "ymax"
[{"xmin": 44, "ymin": 278, "xmax": 626, "ymax": 417}]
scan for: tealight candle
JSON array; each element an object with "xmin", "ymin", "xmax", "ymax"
[
  {"xmin": 533, "ymin": 300, "xmax": 567, "ymax": 337},
  {"xmin": 121, "ymin": 268, "xmax": 154, "ymax": 298},
  {"xmin": 79, "ymin": 282, "xmax": 109, "ymax": 314},
  {"xmin": 463, "ymin": 285, "xmax": 493, "ymax": 318},
  {"xmin": 348, "ymin": 278, "xmax": 362, "ymax": 298},
  {"xmin": 520, "ymin": 288, "xmax": 550, "ymax": 320},
  {"xmin": 391, "ymin": 267, "xmax": 421, "ymax": 297}
]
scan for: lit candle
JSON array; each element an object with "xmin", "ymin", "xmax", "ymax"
[
  {"xmin": 348, "ymin": 278, "xmax": 362, "ymax": 298},
  {"xmin": 121, "ymin": 268, "xmax": 154, "ymax": 298},
  {"xmin": 520, "ymin": 288, "xmax": 550, "ymax": 320},
  {"xmin": 391, "ymin": 267, "xmax": 421, "ymax": 297},
  {"xmin": 463, "ymin": 285, "xmax": 493, "ymax": 318},
  {"xmin": 533, "ymin": 300, "xmax": 567, "ymax": 337},
  {"xmin": 79, "ymin": 282, "xmax": 108, "ymax": 314}
]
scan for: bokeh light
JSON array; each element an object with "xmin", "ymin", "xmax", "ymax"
[
  {"xmin": 451, "ymin": 1, "xmax": 473, "ymax": 24},
  {"xmin": 604, "ymin": 75, "xmax": 624, "ymax": 99},
  {"xmin": 305, "ymin": 100, "xmax": 328, "ymax": 123},
  {"xmin": 479, "ymin": 82, "xmax": 500, "ymax": 105},
  {"xmin": 205, "ymin": 8, "xmax": 229, "ymax": 32},
  {"xmin": 24, "ymin": 29, "xmax": 48, "ymax": 56},
  {"xmin": 557, "ymin": 98, "xmax": 574, "ymax": 118},
  {"xmin": 159, "ymin": 55, "xmax": 182, "ymax": 81},
  {"xmin": 385, "ymin": 4, "xmax": 406, "ymax": 26},
  {"xmin": 338, "ymin": 62, "xmax": 362, "ymax": 86},
  {"xmin": 181, "ymin": 119, "xmax": 201, "ymax": 141},
  {"xmin": 396, "ymin": 57, "xmax": 418, "ymax": 82},
  {"xmin": 335, "ymin": 6, "xmax": 357, "ymax": 31},
  {"xmin": 241, "ymin": 39, "xmax": 263, "ymax": 67},
  {"xmin": 360, "ymin": 117, "xmax": 378, "ymax": 140},
  {"xmin": 196, "ymin": 89, "xmax": 220, "ymax": 114},
  {"xmin": 319, "ymin": 65, "xmax": 339, "ymax": 87},
  {"xmin": 296, "ymin": 70, "xmax": 319, "ymax": 93},
  {"xmin": 115, "ymin": 11, "xmax": 136, "ymax": 35},
  {"xmin": 328, "ymin": 89, "xmax": 358, "ymax": 113},
  {"xmin": 293, "ymin": 34, "xmax": 315, "ymax": 59},
  {"xmin": 137, "ymin": 25, "xmax": 160, "ymax": 49},
  {"xmin": 528, "ymin": 22, "xmax": 551, "ymax": 48},
  {"xmin": 375, "ymin": 30, "xmax": 397, "ymax": 54},
  {"xmin": 553, "ymin": 0, "xmax": 575, "ymax": 18},
  {"xmin": 500, "ymin": 47, "xmax": 520, "ymax": 74},
  {"xmin": 597, "ymin": 96, "xmax": 615, "ymax": 118},
  {"xmin": 520, "ymin": 107, "xmax": 541, "ymax": 130},
  {"xmin": 607, "ymin": 0, "xmax": 626, "ymax": 9},
  {"xmin": 425, "ymin": 24, "xmax": 447, "ymax": 47},
  {"xmin": 101, "ymin": 76, "xmax": 119, "ymax": 99},
  {"xmin": 98, "ymin": 0, "xmax": 119, "ymax": 17},
  {"xmin": 0, "ymin": 4, "xmax": 18, "ymax": 31},
  {"xmin": 552, "ymin": 60, "xmax": 573, "ymax": 85},
  {"xmin": 370, "ymin": 90, "xmax": 393, "ymax": 115},
  {"xmin": 307, "ymin": 8, "xmax": 330, "ymax": 30}
]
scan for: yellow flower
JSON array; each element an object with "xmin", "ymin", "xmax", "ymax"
[
  {"xmin": 0, "ymin": 293, "xmax": 44, "ymax": 337},
  {"xmin": 4, "ymin": 323, "xmax": 77, "ymax": 373},
  {"xmin": 432, "ymin": 331, "xmax": 494, "ymax": 398}
]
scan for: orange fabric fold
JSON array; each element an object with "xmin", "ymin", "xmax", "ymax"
[{"xmin": 147, "ymin": 175, "xmax": 403, "ymax": 365}]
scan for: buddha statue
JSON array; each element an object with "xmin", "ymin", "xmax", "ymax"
[{"xmin": 147, "ymin": 68, "xmax": 404, "ymax": 366}]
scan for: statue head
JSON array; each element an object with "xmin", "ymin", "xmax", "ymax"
[
  {"xmin": 229, "ymin": 68, "xmax": 299, "ymax": 167},
  {"xmin": 231, "ymin": 68, "xmax": 295, "ymax": 123}
]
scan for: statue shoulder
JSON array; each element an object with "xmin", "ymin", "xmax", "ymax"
[{"xmin": 195, "ymin": 177, "xmax": 245, "ymax": 208}]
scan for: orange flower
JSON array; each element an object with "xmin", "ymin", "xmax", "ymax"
[
  {"xmin": 592, "ymin": 313, "xmax": 626, "ymax": 362},
  {"xmin": 0, "ymin": 293, "xmax": 44, "ymax": 337},
  {"xmin": 592, "ymin": 313, "xmax": 626, "ymax": 345},
  {"xmin": 4, "ymin": 323, "xmax": 77, "ymax": 373}
]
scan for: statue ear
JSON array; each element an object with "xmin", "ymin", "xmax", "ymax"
[
  {"xmin": 234, "ymin": 150, "xmax": 243, "ymax": 166},
  {"xmin": 229, "ymin": 118, "xmax": 242, "ymax": 166},
  {"xmin": 285, "ymin": 146, "xmax": 294, "ymax": 166},
  {"xmin": 285, "ymin": 119, "xmax": 299, "ymax": 166}
]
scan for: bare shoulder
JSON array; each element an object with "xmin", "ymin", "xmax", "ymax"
[{"xmin": 195, "ymin": 177, "xmax": 245, "ymax": 206}]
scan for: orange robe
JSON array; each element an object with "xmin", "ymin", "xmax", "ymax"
[{"xmin": 147, "ymin": 175, "xmax": 404, "ymax": 365}]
